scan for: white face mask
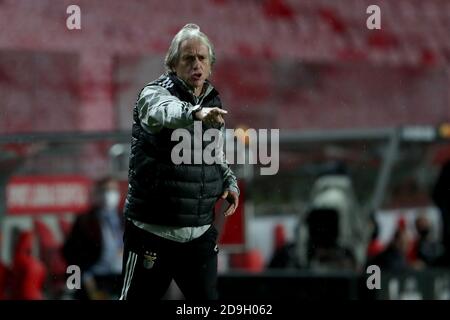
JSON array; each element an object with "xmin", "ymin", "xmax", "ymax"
[{"xmin": 103, "ymin": 190, "xmax": 120, "ymax": 210}]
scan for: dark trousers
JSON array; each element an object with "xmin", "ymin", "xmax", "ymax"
[{"xmin": 119, "ymin": 220, "xmax": 219, "ymax": 300}]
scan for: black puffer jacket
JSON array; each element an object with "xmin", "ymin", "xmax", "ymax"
[{"xmin": 124, "ymin": 73, "xmax": 224, "ymax": 227}]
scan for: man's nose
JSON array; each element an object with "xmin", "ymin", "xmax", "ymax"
[{"xmin": 192, "ymin": 57, "xmax": 200, "ymax": 69}]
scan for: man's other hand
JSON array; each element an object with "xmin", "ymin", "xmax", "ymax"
[{"xmin": 221, "ymin": 190, "xmax": 239, "ymax": 217}]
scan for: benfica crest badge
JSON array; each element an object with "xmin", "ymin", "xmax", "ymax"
[{"xmin": 143, "ymin": 251, "xmax": 157, "ymax": 269}]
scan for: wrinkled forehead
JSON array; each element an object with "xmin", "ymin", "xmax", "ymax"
[{"xmin": 179, "ymin": 38, "xmax": 209, "ymax": 57}]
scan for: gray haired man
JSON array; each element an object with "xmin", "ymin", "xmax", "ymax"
[{"xmin": 120, "ymin": 24, "xmax": 239, "ymax": 300}]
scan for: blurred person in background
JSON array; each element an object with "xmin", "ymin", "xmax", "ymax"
[
  {"xmin": 366, "ymin": 213, "xmax": 384, "ymax": 260},
  {"xmin": 367, "ymin": 218, "xmax": 412, "ymax": 272},
  {"xmin": 432, "ymin": 159, "xmax": 450, "ymax": 267},
  {"xmin": 62, "ymin": 176, "xmax": 124, "ymax": 300},
  {"xmin": 267, "ymin": 224, "xmax": 298, "ymax": 269},
  {"xmin": 407, "ymin": 214, "xmax": 444, "ymax": 268},
  {"xmin": 9, "ymin": 230, "xmax": 46, "ymax": 300},
  {"xmin": 119, "ymin": 24, "xmax": 239, "ymax": 300}
]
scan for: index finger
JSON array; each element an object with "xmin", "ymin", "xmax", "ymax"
[
  {"xmin": 224, "ymin": 203, "xmax": 236, "ymax": 216},
  {"xmin": 211, "ymin": 108, "xmax": 228, "ymax": 114}
]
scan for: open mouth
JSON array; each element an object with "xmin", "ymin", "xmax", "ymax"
[{"xmin": 191, "ymin": 72, "xmax": 202, "ymax": 81}]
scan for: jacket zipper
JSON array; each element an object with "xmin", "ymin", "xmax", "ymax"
[
  {"xmin": 193, "ymin": 92, "xmax": 206, "ymax": 216},
  {"xmin": 191, "ymin": 85, "xmax": 215, "ymax": 217},
  {"xmin": 199, "ymin": 162, "xmax": 204, "ymax": 216}
]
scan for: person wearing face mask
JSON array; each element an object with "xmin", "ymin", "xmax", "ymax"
[{"xmin": 62, "ymin": 176, "xmax": 124, "ymax": 300}]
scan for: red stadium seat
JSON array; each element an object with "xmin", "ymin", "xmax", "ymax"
[{"xmin": 229, "ymin": 249, "xmax": 265, "ymax": 273}]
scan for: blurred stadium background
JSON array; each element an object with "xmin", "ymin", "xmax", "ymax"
[{"xmin": 1, "ymin": 0, "xmax": 450, "ymax": 300}]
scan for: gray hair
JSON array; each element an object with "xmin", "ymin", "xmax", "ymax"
[{"xmin": 164, "ymin": 24, "xmax": 216, "ymax": 71}]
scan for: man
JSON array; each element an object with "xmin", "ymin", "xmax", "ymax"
[
  {"xmin": 120, "ymin": 24, "xmax": 239, "ymax": 300},
  {"xmin": 63, "ymin": 176, "xmax": 124, "ymax": 299}
]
